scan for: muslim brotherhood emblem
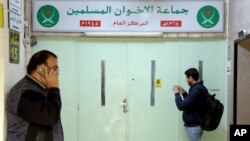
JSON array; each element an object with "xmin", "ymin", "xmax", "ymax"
[
  {"xmin": 197, "ymin": 5, "xmax": 219, "ymax": 28},
  {"xmin": 37, "ymin": 5, "xmax": 59, "ymax": 28}
]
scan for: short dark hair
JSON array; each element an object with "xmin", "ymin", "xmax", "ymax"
[
  {"xmin": 185, "ymin": 68, "xmax": 199, "ymax": 81},
  {"xmin": 27, "ymin": 50, "xmax": 57, "ymax": 74}
]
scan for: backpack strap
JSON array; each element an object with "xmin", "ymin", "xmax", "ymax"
[{"xmin": 195, "ymin": 85, "xmax": 208, "ymax": 125}]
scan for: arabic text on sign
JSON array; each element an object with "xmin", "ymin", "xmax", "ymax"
[
  {"xmin": 80, "ymin": 20, "xmax": 101, "ymax": 27},
  {"xmin": 113, "ymin": 20, "xmax": 149, "ymax": 27},
  {"xmin": 67, "ymin": 5, "xmax": 189, "ymax": 16},
  {"xmin": 161, "ymin": 21, "xmax": 182, "ymax": 27}
]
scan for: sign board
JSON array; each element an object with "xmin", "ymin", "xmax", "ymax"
[
  {"xmin": 9, "ymin": 12, "xmax": 22, "ymax": 32},
  {"xmin": 9, "ymin": 30, "xmax": 20, "ymax": 64},
  {"xmin": 32, "ymin": 0, "xmax": 224, "ymax": 33},
  {"xmin": 9, "ymin": 0, "xmax": 22, "ymax": 15},
  {"xmin": 0, "ymin": 4, "xmax": 3, "ymax": 27}
]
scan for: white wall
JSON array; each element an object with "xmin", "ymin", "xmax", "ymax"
[
  {"xmin": 228, "ymin": 0, "xmax": 250, "ymax": 41},
  {"xmin": 0, "ymin": 0, "xmax": 26, "ymax": 140}
]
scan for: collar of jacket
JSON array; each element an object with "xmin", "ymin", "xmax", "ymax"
[
  {"xmin": 190, "ymin": 80, "xmax": 204, "ymax": 88},
  {"xmin": 25, "ymin": 74, "xmax": 47, "ymax": 90}
]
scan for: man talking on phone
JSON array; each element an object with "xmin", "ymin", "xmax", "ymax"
[{"xmin": 6, "ymin": 50, "xmax": 63, "ymax": 141}]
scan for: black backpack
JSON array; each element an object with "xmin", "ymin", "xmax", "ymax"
[{"xmin": 198, "ymin": 92, "xmax": 224, "ymax": 131}]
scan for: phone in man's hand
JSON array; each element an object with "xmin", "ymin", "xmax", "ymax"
[{"xmin": 37, "ymin": 64, "xmax": 47, "ymax": 77}]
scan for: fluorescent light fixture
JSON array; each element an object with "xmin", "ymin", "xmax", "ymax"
[{"xmin": 84, "ymin": 32, "xmax": 163, "ymax": 37}]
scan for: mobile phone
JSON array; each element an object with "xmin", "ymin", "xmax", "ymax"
[{"xmin": 37, "ymin": 64, "xmax": 47, "ymax": 77}]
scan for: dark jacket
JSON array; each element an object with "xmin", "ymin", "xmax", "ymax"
[
  {"xmin": 175, "ymin": 81, "xmax": 207, "ymax": 127},
  {"xmin": 6, "ymin": 75, "xmax": 64, "ymax": 141}
]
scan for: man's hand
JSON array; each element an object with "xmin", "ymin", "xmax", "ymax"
[
  {"xmin": 44, "ymin": 69, "xmax": 59, "ymax": 88},
  {"xmin": 172, "ymin": 85, "xmax": 180, "ymax": 94},
  {"xmin": 173, "ymin": 85, "xmax": 186, "ymax": 94},
  {"xmin": 178, "ymin": 86, "xmax": 186, "ymax": 94}
]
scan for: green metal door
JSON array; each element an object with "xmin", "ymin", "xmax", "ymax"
[
  {"xmin": 32, "ymin": 38, "xmax": 226, "ymax": 141},
  {"xmin": 32, "ymin": 39, "xmax": 181, "ymax": 141},
  {"xmin": 179, "ymin": 39, "xmax": 226, "ymax": 141},
  {"xmin": 32, "ymin": 38, "xmax": 79, "ymax": 141},
  {"xmin": 126, "ymin": 41, "xmax": 180, "ymax": 141},
  {"xmin": 77, "ymin": 40, "xmax": 180, "ymax": 141},
  {"xmin": 77, "ymin": 40, "xmax": 127, "ymax": 141}
]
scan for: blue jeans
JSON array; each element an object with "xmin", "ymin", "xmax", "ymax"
[{"xmin": 185, "ymin": 126, "xmax": 203, "ymax": 141}]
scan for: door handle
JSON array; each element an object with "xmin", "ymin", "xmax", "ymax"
[
  {"xmin": 101, "ymin": 60, "xmax": 105, "ymax": 106},
  {"xmin": 120, "ymin": 99, "xmax": 128, "ymax": 113}
]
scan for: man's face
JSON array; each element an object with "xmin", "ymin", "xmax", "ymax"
[
  {"xmin": 45, "ymin": 56, "xmax": 59, "ymax": 72},
  {"xmin": 186, "ymin": 76, "xmax": 192, "ymax": 86},
  {"xmin": 36, "ymin": 56, "xmax": 58, "ymax": 85}
]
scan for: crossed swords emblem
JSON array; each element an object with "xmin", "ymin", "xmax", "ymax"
[
  {"xmin": 201, "ymin": 10, "xmax": 215, "ymax": 25},
  {"xmin": 41, "ymin": 10, "xmax": 55, "ymax": 24}
]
